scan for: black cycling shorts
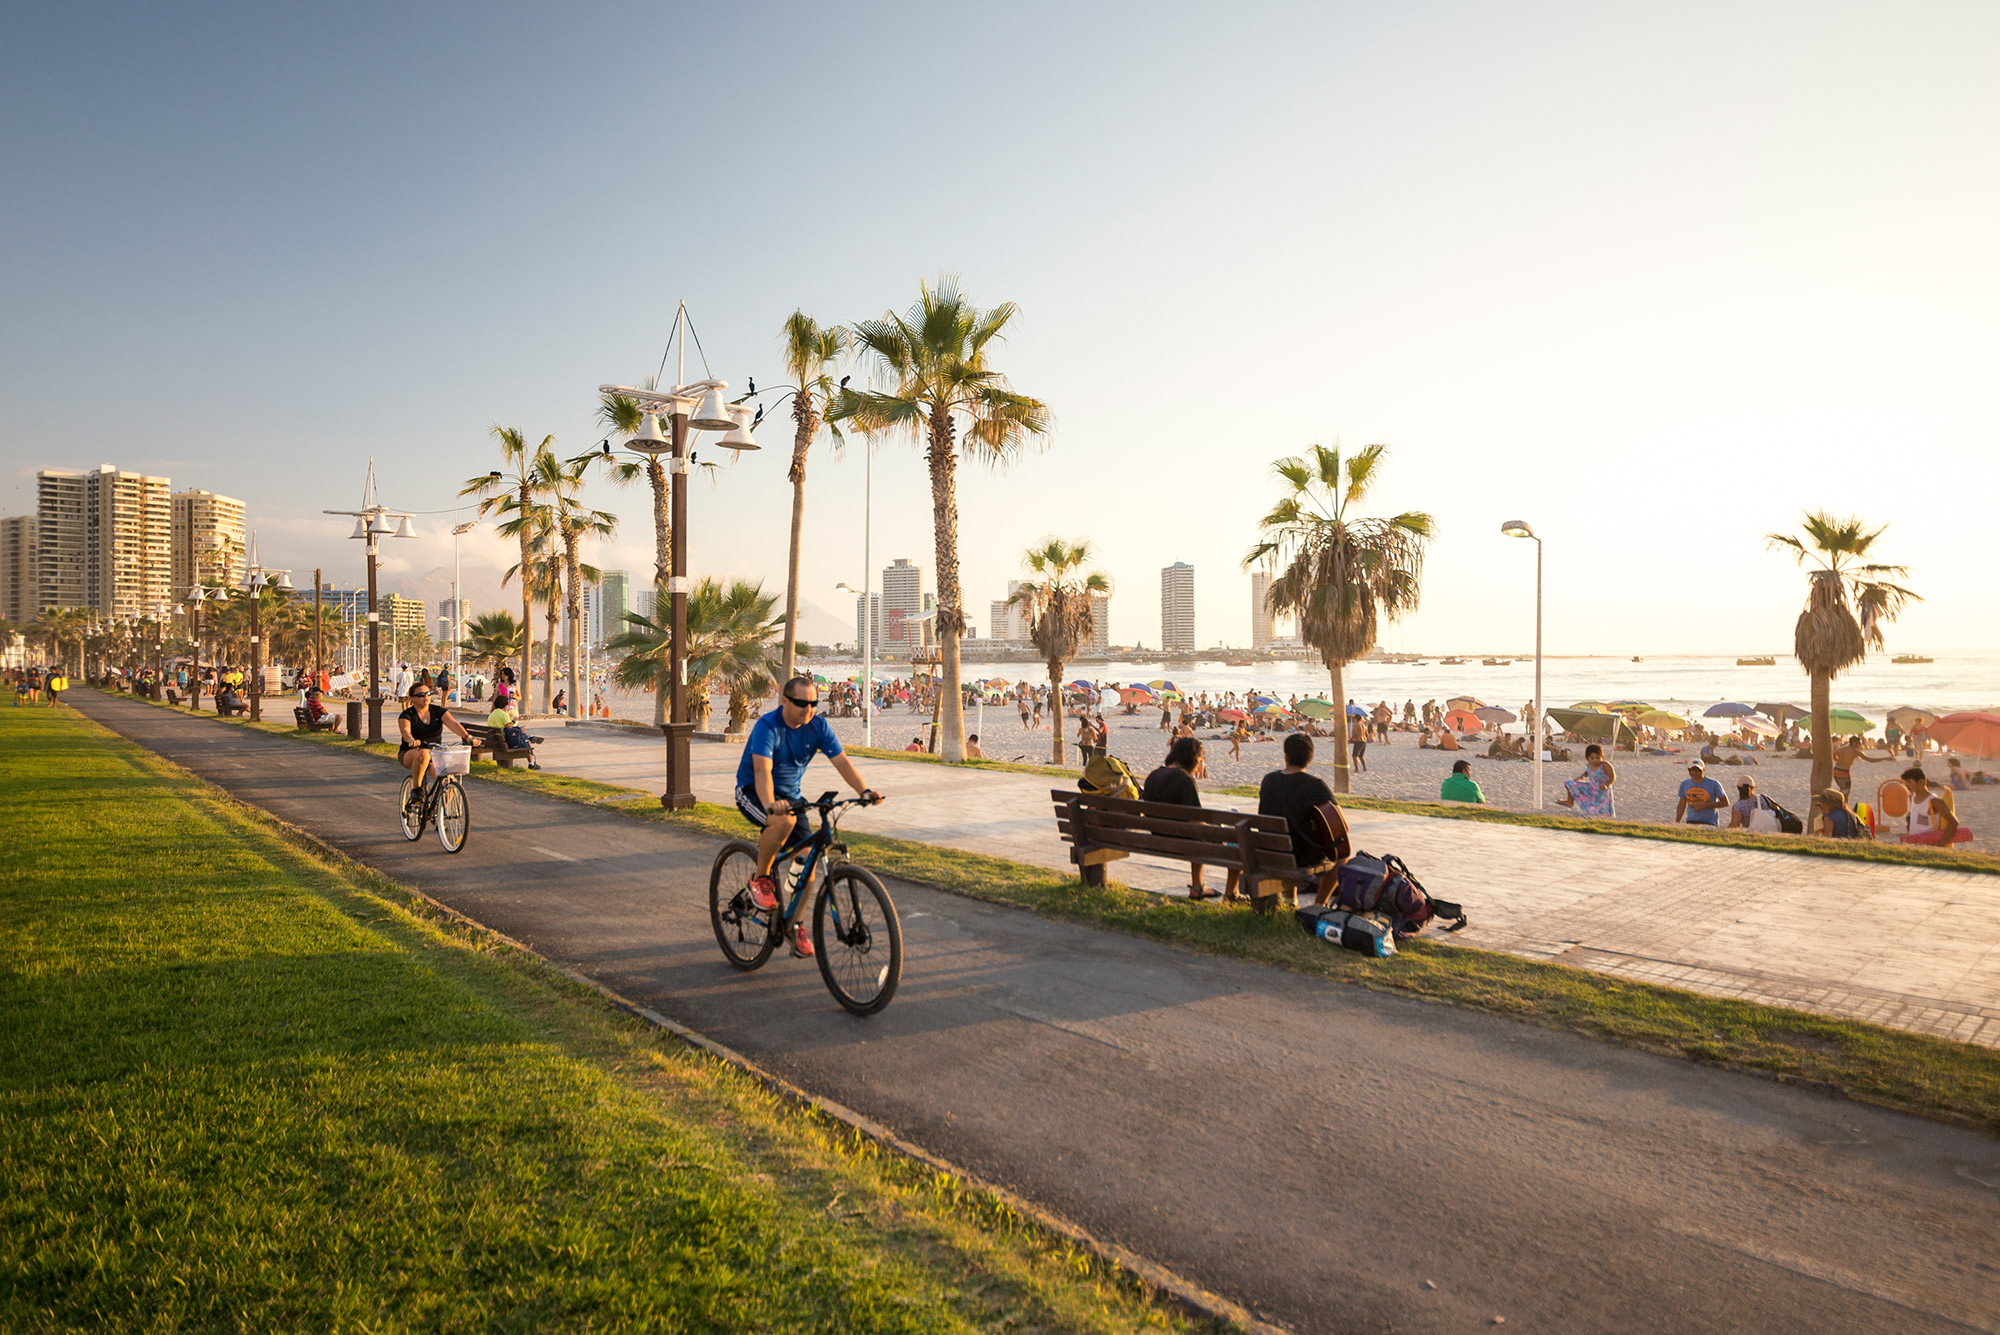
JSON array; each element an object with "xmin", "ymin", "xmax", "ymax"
[{"xmin": 737, "ymin": 784, "xmax": 800, "ymax": 829}]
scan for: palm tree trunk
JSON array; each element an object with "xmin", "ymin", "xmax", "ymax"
[
  {"xmin": 926, "ymin": 407, "xmax": 967, "ymax": 762},
  {"xmin": 1809, "ymin": 670, "xmax": 1832, "ymax": 794},
  {"xmin": 1328, "ymin": 661, "xmax": 1351, "ymax": 794},
  {"xmin": 1049, "ymin": 659, "xmax": 1065, "ymax": 765},
  {"xmin": 564, "ymin": 545, "xmax": 581, "ymax": 719},
  {"xmin": 781, "ymin": 401, "xmax": 812, "ymax": 686},
  {"xmin": 517, "ymin": 515, "xmax": 534, "ymax": 720},
  {"xmin": 543, "ymin": 602, "xmax": 557, "ymax": 714},
  {"xmin": 648, "ymin": 460, "xmax": 670, "ymax": 727}
]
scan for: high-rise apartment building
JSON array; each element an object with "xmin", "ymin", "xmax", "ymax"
[
  {"xmin": 580, "ymin": 581, "xmax": 600, "ymax": 648},
  {"xmin": 601, "ymin": 570, "xmax": 629, "ymax": 640},
  {"xmin": 882, "ymin": 558, "xmax": 926, "ymax": 652},
  {"xmin": 1250, "ymin": 570, "xmax": 1274, "ymax": 649},
  {"xmin": 635, "ymin": 588, "xmax": 657, "ymax": 623},
  {"xmin": 852, "ymin": 591, "xmax": 881, "ymax": 653},
  {"xmin": 379, "ymin": 594, "xmax": 427, "ymax": 635},
  {"xmin": 0, "ymin": 515, "xmax": 35, "ymax": 624},
  {"xmin": 1087, "ymin": 593, "xmax": 1111, "ymax": 654},
  {"xmin": 439, "ymin": 597, "xmax": 474, "ymax": 645},
  {"xmin": 1160, "ymin": 562, "xmax": 1195, "ymax": 652},
  {"xmin": 171, "ymin": 489, "xmax": 246, "ymax": 591},
  {"xmin": 988, "ymin": 580, "xmax": 1030, "ymax": 642},
  {"xmin": 37, "ymin": 465, "xmax": 172, "ymax": 618}
]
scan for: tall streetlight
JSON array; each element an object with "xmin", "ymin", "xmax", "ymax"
[
  {"xmin": 151, "ymin": 601, "xmax": 167, "ymax": 698},
  {"xmin": 835, "ymin": 579, "xmax": 873, "ymax": 748},
  {"xmin": 1501, "ymin": 519, "xmax": 1544, "ymax": 808},
  {"xmin": 181, "ymin": 585, "xmax": 208, "ymax": 709},
  {"xmin": 324, "ymin": 460, "xmax": 418, "ymax": 742},
  {"xmin": 449, "ymin": 520, "xmax": 477, "ymax": 702},
  {"xmin": 599, "ymin": 313, "xmax": 759, "ymax": 809},
  {"xmin": 237, "ymin": 532, "xmax": 293, "ymax": 723}
]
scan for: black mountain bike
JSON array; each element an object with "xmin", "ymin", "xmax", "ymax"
[
  {"xmin": 398, "ymin": 744, "xmax": 470, "ymax": 853},
  {"xmin": 708, "ymin": 792, "xmax": 902, "ymax": 1015}
]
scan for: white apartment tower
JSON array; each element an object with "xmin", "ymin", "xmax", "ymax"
[
  {"xmin": 853, "ymin": 591, "xmax": 882, "ymax": 654},
  {"xmin": 0, "ymin": 515, "xmax": 35, "ymax": 624},
  {"xmin": 171, "ymin": 489, "xmax": 247, "ymax": 591},
  {"xmin": 881, "ymin": 557, "xmax": 926, "ymax": 651},
  {"xmin": 38, "ymin": 465, "xmax": 172, "ymax": 618},
  {"xmin": 1087, "ymin": 593, "xmax": 1111, "ymax": 654},
  {"xmin": 1250, "ymin": 570, "xmax": 1275, "ymax": 649},
  {"xmin": 1160, "ymin": 562, "xmax": 1195, "ymax": 652},
  {"xmin": 988, "ymin": 580, "xmax": 1029, "ymax": 643}
]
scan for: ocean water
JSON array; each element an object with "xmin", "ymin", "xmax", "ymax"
[{"xmin": 942, "ymin": 654, "xmax": 2000, "ymax": 723}]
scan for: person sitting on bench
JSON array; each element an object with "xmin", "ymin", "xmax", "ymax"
[
  {"xmin": 1142, "ymin": 736, "xmax": 1237, "ymax": 902},
  {"xmin": 487, "ymin": 691, "xmax": 539, "ymax": 770},
  {"xmin": 1258, "ymin": 732, "xmax": 1347, "ymax": 906},
  {"xmin": 302, "ymin": 686, "xmax": 339, "ymax": 732}
]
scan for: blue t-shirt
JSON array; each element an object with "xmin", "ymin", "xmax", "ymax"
[
  {"xmin": 736, "ymin": 711, "xmax": 844, "ymax": 799},
  {"xmin": 1679, "ymin": 776, "xmax": 1726, "ymax": 825}
]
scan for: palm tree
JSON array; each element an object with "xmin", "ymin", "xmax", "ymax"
[
  {"xmin": 1008, "ymin": 539, "xmax": 1109, "ymax": 766},
  {"xmin": 460, "ymin": 610, "xmax": 524, "ymax": 679},
  {"xmin": 836, "ymin": 277, "xmax": 1050, "ymax": 762},
  {"xmin": 546, "ymin": 456, "xmax": 618, "ymax": 718},
  {"xmin": 774, "ymin": 311, "xmax": 850, "ymax": 685},
  {"xmin": 462, "ymin": 428, "xmax": 561, "ymax": 715},
  {"xmin": 1245, "ymin": 442, "xmax": 1434, "ymax": 795},
  {"xmin": 1766, "ymin": 513, "xmax": 1919, "ymax": 793},
  {"xmin": 607, "ymin": 577, "xmax": 782, "ymax": 733}
]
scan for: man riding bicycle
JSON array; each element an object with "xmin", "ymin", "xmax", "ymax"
[{"xmin": 736, "ymin": 675, "xmax": 882, "ymax": 958}]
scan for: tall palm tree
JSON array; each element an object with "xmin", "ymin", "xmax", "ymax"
[
  {"xmin": 836, "ymin": 277, "xmax": 1050, "ymax": 762},
  {"xmin": 462, "ymin": 428, "xmax": 560, "ymax": 714},
  {"xmin": 1766, "ymin": 513, "xmax": 1919, "ymax": 793},
  {"xmin": 545, "ymin": 456, "xmax": 618, "ymax": 718},
  {"xmin": 1008, "ymin": 539, "xmax": 1109, "ymax": 766},
  {"xmin": 606, "ymin": 577, "xmax": 782, "ymax": 733},
  {"xmin": 774, "ymin": 311, "xmax": 850, "ymax": 685},
  {"xmin": 460, "ymin": 611, "xmax": 524, "ymax": 680},
  {"xmin": 1245, "ymin": 442, "xmax": 1434, "ymax": 795}
]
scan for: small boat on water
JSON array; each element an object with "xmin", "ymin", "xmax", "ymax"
[
  {"xmin": 1223, "ymin": 660, "xmax": 1253, "ymax": 667},
  {"xmin": 1481, "ymin": 658, "xmax": 1511, "ymax": 666},
  {"xmin": 1631, "ymin": 656, "xmax": 1643, "ymax": 662},
  {"xmin": 1440, "ymin": 657, "xmax": 1466, "ymax": 665},
  {"xmin": 1892, "ymin": 654, "xmax": 1934, "ymax": 664},
  {"xmin": 1737, "ymin": 656, "xmax": 1776, "ymax": 666}
]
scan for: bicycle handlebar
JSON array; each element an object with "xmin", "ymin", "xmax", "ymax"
[{"xmin": 785, "ymin": 791, "xmax": 881, "ymax": 815}]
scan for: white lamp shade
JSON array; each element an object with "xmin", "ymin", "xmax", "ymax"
[
  {"xmin": 274, "ymin": 573, "xmax": 295, "ymax": 591},
  {"xmin": 691, "ymin": 384, "xmax": 734, "ymax": 431},
  {"xmin": 628, "ymin": 412, "xmax": 669, "ymax": 455},
  {"xmin": 349, "ymin": 516, "xmax": 370, "ymax": 539},
  {"xmin": 719, "ymin": 404, "xmax": 759, "ymax": 451},
  {"xmin": 394, "ymin": 516, "xmax": 419, "ymax": 539},
  {"xmin": 367, "ymin": 514, "xmax": 396, "ymax": 535}
]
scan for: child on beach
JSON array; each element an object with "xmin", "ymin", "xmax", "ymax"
[{"xmin": 1557, "ymin": 744, "xmax": 1616, "ymax": 816}]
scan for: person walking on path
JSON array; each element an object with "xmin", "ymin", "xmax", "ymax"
[{"xmin": 1676, "ymin": 760, "xmax": 1728, "ymax": 826}]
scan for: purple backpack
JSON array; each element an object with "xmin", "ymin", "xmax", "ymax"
[{"xmin": 1335, "ymin": 851, "xmax": 1468, "ymax": 938}]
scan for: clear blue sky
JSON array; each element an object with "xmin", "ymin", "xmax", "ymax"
[{"xmin": 4, "ymin": 1, "xmax": 1996, "ymax": 653}]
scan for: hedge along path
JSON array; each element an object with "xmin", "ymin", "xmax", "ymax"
[
  {"xmin": 82, "ymin": 690, "xmax": 2000, "ymax": 1133},
  {"xmin": 0, "ymin": 702, "xmax": 1214, "ymax": 1334}
]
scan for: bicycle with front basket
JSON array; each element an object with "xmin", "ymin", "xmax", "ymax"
[
  {"xmin": 398, "ymin": 743, "xmax": 471, "ymax": 853},
  {"xmin": 709, "ymin": 791, "xmax": 902, "ymax": 1015}
]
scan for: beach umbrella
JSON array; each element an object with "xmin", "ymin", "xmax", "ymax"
[
  {"xmin": 987, "ymin": 677, "xmax": 1011, "ymax": 687},
  {"xmin": 1548, "ymin": 707, "xmax": 1636, "ymax": 742},
  {"xmin": 1068, "ymin": 679, "xmax": 1093, "ymax": 690},
  {"xmin": 1704, "ymin": 702, "xmax": 1756, "ymax": 718},
  {"xmin": 1443, "ymin": 708, "xmax": 1483, "ymax": 732},
  {"xmin": 1118, "ymin": 685, "xmax": 1155, "ymax": 705},
  {"xmin": 1297, "ymin": 698, "xmax": 1335, "ymax": 719},
  {"xmin": 1474, "ymin": 706, "xmax": 1517, "ymax": 725},
  {"xmin": 1930, "ymin": 711, "xmax": 2000, "ymax": 759},
  {"xmin": 1217, "ymin": 707, "xmax": 1247, "ymax": 722},
  {"xmin": 1570, "ymin": 701, "xmax": 1610, "ymax": 711},
  {"xmin": 1147, "ymin": 679, "xmax": 1178, "ymax": 691},
  {"xmin": 1756, "ymin": 702, "xmax": 1810, "ymax": 725},
  {"xmin": 1446, "ymin": 695, "xmax": 1484, "ymax": 712},
  {"xmin": 1738, "ymin": 716, "xmax": 1780, "ymax": 737},
  {"xmin": 812, "ymin": 673, "xmax": 830, "ymax": 683},
  {"xmin": 1606, "ymin": 700, "xmax": 1650, "ymax": 713},
  {"xmin": 1886, "ymin": 706, "xmax": 1940, "ymax": 732},
  {"xmin": 1256, "ymin": 702, "xmax": 1290, "ymax": 716},
  {"xmin": 1826, "ymin": 709, "xmax": 1875, "ymax": 733},
  {"xmin": 1634, "ymin": 709, "xmax": 1687, "ymax": 729},
  {"xmin": 1346, "ymin": 702, "xmax": 1368, "ymax": 717}
]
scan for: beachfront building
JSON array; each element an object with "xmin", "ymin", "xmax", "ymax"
[
  {"xmin": 439, "ymin": 597, "xmax": 473, "ymax": 648},
  {"xmin": 882, "ymin": 557, "xmax": 927, "ymax": 654},
  {"xmin": 601, "ymin": 570, "xmax": 629, "ymax": 640},
  {"xmin": 380, "ymin": 594, "xmax": 426, "ymax": 635},
  {"xmin": 1250, "ymin": 570, "xmax": 1275, "ymax": 649},
  {"xmin": 1160, "ymin": 562, "xmax": 1195, "ymax": 652},
  {"xmin": 171, "ymin": 489, "xmax": 247, "ymax": 592},
  {"xmin": 1088, "ymin": 593, "xmax": 1111, "ymax": 654},
  {"xmin": 635, "ymin": 588, "xmax": 657, "ymax": 623},
  {"xmin": 0, "ymin": 514, "xmax": 35, "ymax": 624},
  {"xmin": 36, "ymin": 465, "xmax": 172, "ymax": 619},
  {"xmin": 988, "ymin": 580, "xmax": 1028, "ymax": 642},
  {"xmin": 852, "ymin": 590, "xmax": 881, "ymax": 655}
]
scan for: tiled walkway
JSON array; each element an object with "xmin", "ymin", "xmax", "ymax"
[{"xmin": 534, "ymin": 723, "xmax": 2000, "ymax": 1047}]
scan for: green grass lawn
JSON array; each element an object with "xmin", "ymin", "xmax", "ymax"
[{"xmin": 0, "ymin": 704, "xmax": 1198, "ymax": 1333}]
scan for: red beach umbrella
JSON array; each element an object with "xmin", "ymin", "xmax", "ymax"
[
  {"xmin": 1929, "ymin": 711, "xmax": 2000, "ymax": 760},
  {"xmin": 1443, "ymin": 708, "xmax": 1483, "ymax": 732}
]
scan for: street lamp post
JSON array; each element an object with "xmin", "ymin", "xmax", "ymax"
[
  {"xmin": 835, "ymin": 579, "xmax": 873, "ymax": 750},
  {"xmin": 238, "ymin": 533, "xmax": 294, "ymax": 724},
  {"xmin": 1501, "ymin": 520, "xmax": 1544, "ymax": 808},
  {"xmin": 183, "ymin": 586, "xmax": 207, "ymax": 709},
  {"xmin": 324, "ymin": 460, "xmax": 418, "ymax": 742},
  {"xmin": 450, "ymin": 520, "xmax": 476, "ymax": 704},
  {"xmin": 152, "ymin": 602, "xmax": 166, "ymax": 698},
  {"xmin": 599, "ymin": 325, "xmax": 759, "ymax": 809}
]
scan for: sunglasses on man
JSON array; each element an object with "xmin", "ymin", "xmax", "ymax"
[{"xmin": 784, "ymin": 693, "xmax": 819, "ymax": 709}]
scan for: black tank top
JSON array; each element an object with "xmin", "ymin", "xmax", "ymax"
[{"xmin": 399, "ymin": 705, "xmax": 445, "ymax": 745}]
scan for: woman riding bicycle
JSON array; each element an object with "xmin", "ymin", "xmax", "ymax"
[{"xmin": 399, "ymin": 685, "xmax": 473, "ymax": 792}]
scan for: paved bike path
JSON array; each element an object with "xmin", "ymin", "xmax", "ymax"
[{"xmin": 73, "ymin": 692, "xmax": 2000, "ymax": 1335}]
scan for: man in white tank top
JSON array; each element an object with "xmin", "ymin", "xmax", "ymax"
[{"xmin": 1899, "ymin": 766, "xmax": 1963, "ymax": 845}]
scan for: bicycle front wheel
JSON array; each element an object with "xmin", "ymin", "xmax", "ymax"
[
  {"xmin": 436, "ymin": 778, "xmax": 469, "ymax": 852},
  {"xmin": 709, "ymin": 841, "xmax": 778, "ymax": 970},
  {"xmin": 813, "ymin": 865, "xmax": 902, "ymax": 1015},
  {"xmin": 398, "ymin": 776, "xmax": 422, "ymax": 840}
]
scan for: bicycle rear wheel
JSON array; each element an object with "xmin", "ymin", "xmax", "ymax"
[
  {"xmin": 398, "ymin": 776, "xmax": 422, "ymax": 840},
  {"xmin": 709, "ymin": 841, "xmax": 778, "ymax": 970},
  {"xmin": 436, "ymin": 778, "xmax": 469, "ymax": 852},
  {"xmin": 813, "ymin": 865, "xmax": 902, "ymax": 1015}
]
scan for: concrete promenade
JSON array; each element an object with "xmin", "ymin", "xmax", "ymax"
[
  {"xmin": 68, "ymin": 691, "xmax": 2000, "ymax": 1335},
  {"xmin": 535, "ymin": 721, "xmax": 2000, "ymax": 1048}
]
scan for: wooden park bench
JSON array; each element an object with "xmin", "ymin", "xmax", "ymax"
[
  {"xmin": 216, "ymin": 695, "xmax": 248, "ymax": 717},
  {"xmin": 461, "ymin": 721, "xmax": 535, "ymax": 769},
  {"xmin": 165, "ymin": 687, "xmax": 180, "ymax": 706},
  {"xmin": 293, "ymin": 705, "xmax": 339, "ymax": 733},
  {"xmin": 1050, "ymin": 789, "xmax": 1332, "ymax": 915}
]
